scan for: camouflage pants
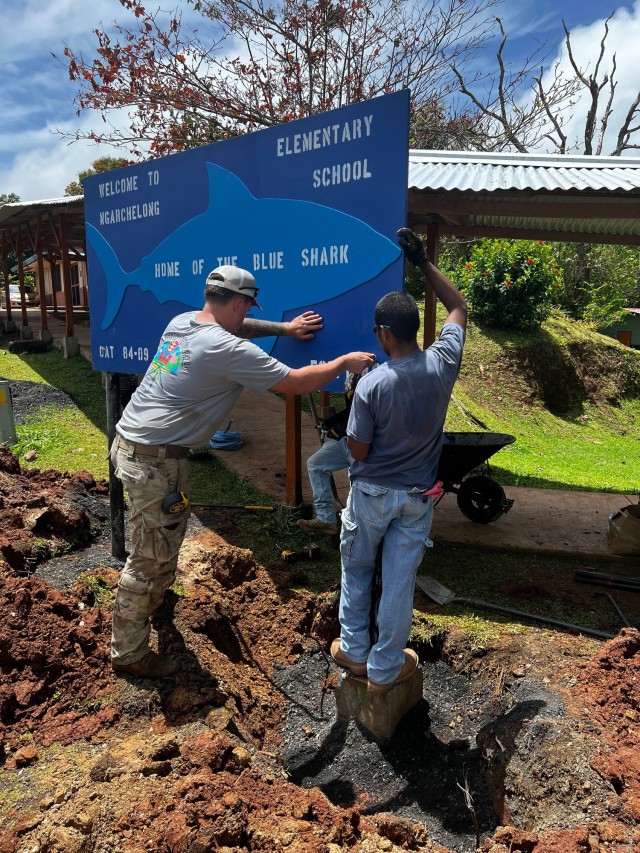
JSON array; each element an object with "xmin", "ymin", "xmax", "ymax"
[{"xmin": 110, "ymin": 442, "xmax": 190, "ymax": 663}]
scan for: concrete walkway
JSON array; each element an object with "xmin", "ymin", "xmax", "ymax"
[
  {"xmin": 217, "ymin": 389, "xmax": 638, "ymax": 562},
  {"xmin": 0, "ymin": 307, "xmax": 92, "ymax": 360},
  {"xmin": 4, "ymin": 307, "xmax": 637, "ymax": 562}
]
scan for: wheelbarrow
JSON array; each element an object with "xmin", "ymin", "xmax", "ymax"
[{"xmin": 435, "ymin": 431, "xmax": 516, "ymax": 524}]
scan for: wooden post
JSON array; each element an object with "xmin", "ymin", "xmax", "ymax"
[
  {"xmin": 422, "ymin": 224, "xmax": 440, "ymax": 348},
  {"xmin": 58, "ymin": 212, "xmax": 75, "ymax": 337},
  {"xmin": 16, "ymin": 227, "xmax": 29, "ymax": 329},
  {"xmin": 1, "ymin": 235, "xmax": 12, "ymax": 325},
  {"xmin": 106, "ymin": 373, "xmax": 126, "ymax": 560},
  {"xmin": 35, "ymin": 219, "xmax": 48, "ymax": 330},
  {"xmin": 285, "ymin": 394, "xmax": 302, "ymax": 506}
]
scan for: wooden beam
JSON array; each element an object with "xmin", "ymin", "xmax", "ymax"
[
  {"xmin": 423, "ymin": 225, "xmax": 439, "ymax": 348},
  {"xmin": 436, "ymin": 223, "xmax": 640, "ymax": 246},
  {"xmin": 35, "ymin": 219, "xmax": 48, "ymax": 331},
  {"xmin": 410, "ymin": 191, "xmax": 640, "ymax": 221},
  {"xmin": 16, "ymin": 227, "xmax": 28, "ymax": 328},
  {"xmin": 58, "ymin": 212, "xmax": 75, "ymax": 337},
  {"xmin": 285, "ymin": 394, "xmax": 302, "ymax": 506},
  {"xmin": 1, "ymin": 234, "xmax": 12, "ymax": 324}
]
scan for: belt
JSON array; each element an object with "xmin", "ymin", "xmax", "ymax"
[{"xmin": 114, "ymin": 434, "xmax": 191, "ymax": 459}]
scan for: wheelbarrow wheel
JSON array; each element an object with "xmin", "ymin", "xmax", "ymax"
[{"xmin": 457, "ymin": 475, "xmax": 507, "ymax": 524}]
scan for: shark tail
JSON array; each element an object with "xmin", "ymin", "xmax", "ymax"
[{"xmin": 86, "ymin": 224, "xmax": 131, "ymax": 330}]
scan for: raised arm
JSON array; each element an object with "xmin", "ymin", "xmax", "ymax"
[
  {"xmin": 397, "ymin": 228, "xmax": 467, "ymax": 330},
  {"xmin": 239, "ymin": 311, "xmax": 323, "ymax": 340}
]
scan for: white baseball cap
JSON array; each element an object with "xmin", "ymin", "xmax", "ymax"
[{"xmin": 205, "ymin": 265, "xmax": 262, "ymax": 309}]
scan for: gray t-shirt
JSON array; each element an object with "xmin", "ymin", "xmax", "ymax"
[
  {"xmin": 347, "ymin": 323, "xmax": 465, "ymax": 490},
  {"xmin": 117, "ymin": 312, "xmax": 290, "ymax": 448}
]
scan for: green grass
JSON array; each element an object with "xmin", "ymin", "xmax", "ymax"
[
  {"xmin": 442, "ymin": 311, "xmax": 640, "ymax": 494},
  {"xmin": 2, "ymin": 317, "xmax": 638, "ymax": 634},
  {"xmin": 1, "ymin": 339, "xmax": 109, "ymax": 478},
  {"xmin": 13, "ymin": 406, "xmax": 108, "ymax": 477},
  {"xmin": 3, "ymin": 311, "xmax": 639, "ymax": 497}
]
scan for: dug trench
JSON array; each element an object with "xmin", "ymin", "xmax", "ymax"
[{"xmin": 0, "ymin": 447, "xmax": 639, "ymax": 852}]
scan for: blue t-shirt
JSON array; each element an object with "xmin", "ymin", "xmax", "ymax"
[{"xmin": 347, "ymin": 323, "xmax": 465, "ymax": 490}]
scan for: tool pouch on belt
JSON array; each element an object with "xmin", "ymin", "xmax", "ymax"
[
  {"xmin": 318, "ymin": 407, "xmax": 350, "ymax": 441},
  {"xmin": 316, "ymin": 369, "xmax": 367, "ymax": 440}
]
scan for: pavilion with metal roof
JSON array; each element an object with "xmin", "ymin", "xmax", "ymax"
[
  {"xmin": 2, "ymin": 151, "xmax": 640, "ymax": 512},
  {"xmin": 0, "ymin": 195, "xmax": 85, "ymax": 348},
  {"xmin": 406, "ymin": 150, "xmax": 640, "ymax": 343},
  {"xmin": 3, "ymin": 151, "xmax": 640, "ymax": 347}
]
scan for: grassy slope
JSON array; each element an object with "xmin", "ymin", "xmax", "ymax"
[
  {"xmin": 2, "ymin": 310, "xmax": 639, "ymax": 495},
  {"xmin": 442, "ymin": 311, "xmax": 640, "ymax": 494}
]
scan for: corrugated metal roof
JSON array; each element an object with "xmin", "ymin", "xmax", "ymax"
[
  {"xmin": 408, "ymin": 150, "xmax": 640, "ymax": 194},
  {"xmin": 0, "ymin": 195, "xmax": 86, "ymax": 252},
  {"xmin": 0, "ymin": 195, "xmax": 83, "ymax": 226},
  {"xmin": 3, "ymin": 152, "xmax": 640, "ymax": 247},
  {"xmin": 407, "ymin": 150, "xmax": 640, "ymax": 244}
]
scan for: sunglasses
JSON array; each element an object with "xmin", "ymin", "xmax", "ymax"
[{"xmin": 372, "ymin": 324, "xmax": 391, "ymax": 334}]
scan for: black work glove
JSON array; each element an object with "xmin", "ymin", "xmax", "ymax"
[{"xmin": 397, "ymin": 227, "xmax": 426, "ymax": 268}]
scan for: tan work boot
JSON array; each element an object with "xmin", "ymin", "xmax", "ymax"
[
  {"xmin": 112, "ymin": 650, "xmax": 178, "ymax": 679},
  {"xmin": 368, "ymin": 649, "xmax": 419, "ymax": 696},
  {"xmin": 330, "ymin": 638, "xmax": 368, "ymax": 676},
  {"xmin": 297, "ymin": 517, "xmax": 338, "ymax": 535}
]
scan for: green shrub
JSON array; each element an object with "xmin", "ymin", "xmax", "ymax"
[
  {"xmin": 550, "ymin": 243, "xmax": 640, "ymax": 328},
  {"xmin": 456, "ymin": 239, "xmax": 560, "ymax": 330}
]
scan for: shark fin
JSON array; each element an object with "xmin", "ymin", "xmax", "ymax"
[
  {"xmin": 206, "ymin": 162, "xmax": 256, "ymax": 208},
  {"xmin": 86, "ymin": 224, "xmax": 130, "ymax": 330}
]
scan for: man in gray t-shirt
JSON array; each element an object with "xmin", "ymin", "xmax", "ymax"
[
  {"xmin": 111, "ymin": 264, "xmax": 376, "ymax": 679},
  {"xmin": 330, "ymin": 231, "xmax": 468, "ymax": 696}
]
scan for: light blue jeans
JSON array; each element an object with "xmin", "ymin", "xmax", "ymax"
[
  {"xmin": 338, "ymin": 479, "xmax": 433, "ymax": 685},
  {"xmin": 307, "ymin": 437, "xmax": 352, "ymax": 523}
]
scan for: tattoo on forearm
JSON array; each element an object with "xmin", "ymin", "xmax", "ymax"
[{"xmin": 239, "ymin": 319, "xmax": 287, "ymax": 339}]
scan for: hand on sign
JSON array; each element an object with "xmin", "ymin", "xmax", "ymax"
[{"xmin": 287, "ymin": 311, "xmax": 324, "ymax": 340}]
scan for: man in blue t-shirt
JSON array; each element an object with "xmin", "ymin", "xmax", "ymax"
[{"xmin": 331, "ymin": 229, "xmax": 468, "ymax": 695}]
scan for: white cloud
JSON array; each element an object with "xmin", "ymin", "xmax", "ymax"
[
  {"xmin": 0, "ymin": 0, "xmax": 128, "ymax": 59},
  {"xmin": 521, "ymin": 2, "xmax": 640, "ymax": 155},
  {"xmin": 4, "ymin": 0, "xmax": 639, "ymax": 202},
  {"xmin": 0, "ymin": 0, "xmax": 207, "ymax": 200}
]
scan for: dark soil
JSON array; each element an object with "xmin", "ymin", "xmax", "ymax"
[
  {"xmin": 1, "ymin": 377, "xmax": 76, "ymax": 423},
  {"xmin": 0, "ymin": 432, "xmax": 639, "ymax": 851}
]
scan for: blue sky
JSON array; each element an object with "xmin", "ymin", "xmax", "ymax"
[{"xmin": 1, "ymin": 0, "xmax": 638, "ymax": 201}]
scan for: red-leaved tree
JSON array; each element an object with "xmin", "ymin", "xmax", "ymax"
[{"xmin": 58, "ymin": 0, "xmax": 501, "ymax": 157}]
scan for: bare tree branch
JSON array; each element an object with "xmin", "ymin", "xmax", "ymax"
[
  {"xmin": 612, "ymin": 92, "xmax": 640, "ymax": 155},
  {"xmin": 533, "ymin": 67, "xmax": 567, "ymax": 154},
  {"xmin": 58, "ymin": 0, "xmax": 502, "ymax": 157},
  {"xmin": 454, "ymin": 11, "xmax": 640, "ymax": 158},
  {"xmin": 596, "ymin": 53, "xmax": 617, "ymax": 156},
  {"xmin": 562, "ymin": 15, "xmax": 612, "ymax": 154}
]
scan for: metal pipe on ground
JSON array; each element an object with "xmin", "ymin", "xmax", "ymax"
[
  {"xmin": 415, "ymin": 575, "xmax": 615, "ymax": 640},
  {"xmin": 575, "ymin": 570, "xmax": 640, "ymax": 590},
  {"xmin": 191, "ymin": 503, "xmax": 274, "ymax": 511}
]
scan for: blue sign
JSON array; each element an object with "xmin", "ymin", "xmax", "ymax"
[{"xmin": 84, "ymin": 90, "xmax": 409, "ymax": 386}]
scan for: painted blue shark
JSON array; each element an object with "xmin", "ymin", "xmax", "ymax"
[{"xmin": 87, "ymin": 162, "xmax": 401, "ymax": 330}]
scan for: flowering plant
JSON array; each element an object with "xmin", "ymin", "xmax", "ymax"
[{"xmin": 456, "ymin": 239, "xmax": 561, "ymax": 330}]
